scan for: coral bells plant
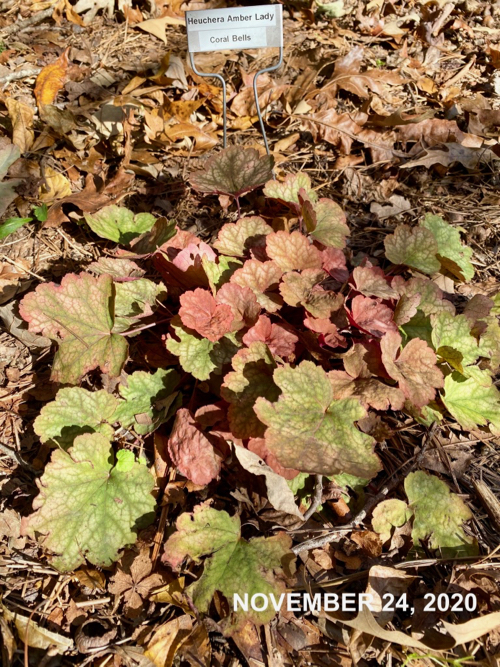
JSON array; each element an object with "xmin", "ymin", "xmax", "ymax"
[{"xmin": 19, "ymin": 147, "xmax": 500, "ymax": 628}]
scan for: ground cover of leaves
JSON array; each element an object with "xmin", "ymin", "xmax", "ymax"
[{"xmin": 1, "ymin": 0, "xmax": 500, "ymax": 666}]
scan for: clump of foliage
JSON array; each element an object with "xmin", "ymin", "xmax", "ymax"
[{"xmin": 19, "ymin": 147, "xmax": 499, "ymax": 629}]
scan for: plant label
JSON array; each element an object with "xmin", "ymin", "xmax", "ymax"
[{"xmin": 186, "ymin": 4, "xmax": 283, "ymax": 53}]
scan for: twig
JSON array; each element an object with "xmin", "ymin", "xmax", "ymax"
[
  {"xmin": 0, "ymin": 67, "xmax": 42, "ymax": 88},
  {"xmin": 443, "ymin": 56, "xmax": 476, "ymax": 88},
  {"xmin": 292, "ymin": 425, "xmax": 437, "ymax": 554},
  {"xmin": 302, "ymin": 474, "xmax": 323, "ymax": 522},
  {"xmin": 0, "ymin": 7, "xmax": 53, "ymax": 37},
  {"xmin": 0, "ymin": 254, "xmax": 45, "ymax": 281},
  {"xmin": 0, "ymin": 441, "xmax": 36, "ymax": 472}
]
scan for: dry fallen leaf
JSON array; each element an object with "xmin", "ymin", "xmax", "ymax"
[
  {"xmin": 5, "ymin": 98, "xmax": 35, "ymax": 154},
  {"xmin": 34, "ymin": 48, "xmax": 70, "ymax": 109},
  {"xmin": 135, "ymin": 14, "xmax": 185, "ymax": 44},
  {"xmin": 39, "ymin": 166, "xmax": 72, "ymax": 202}
]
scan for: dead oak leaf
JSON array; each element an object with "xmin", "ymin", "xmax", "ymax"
[
  {"xmin": 179, "ymin": 288, "xmax": 234, "ymax": 342},
  {"xmin": 109, "ymin": 549, "xmax": 163, "ymax": 618}
]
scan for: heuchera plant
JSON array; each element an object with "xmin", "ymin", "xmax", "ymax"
[{"xmin": 19, "ymin": 147, "xmax": 500, "ymax": 629}]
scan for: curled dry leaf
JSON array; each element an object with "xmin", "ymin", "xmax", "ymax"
[{"xmin": 167, "ymin": 408, "xmax": 224, "ymax": 485}]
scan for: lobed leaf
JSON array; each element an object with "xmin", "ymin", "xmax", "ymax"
[
  {"xmin": 34, "ymin": 388, "xmax": 118, "ymax": 447},
  {"xmin": 254, "ymin": 361, "xmax": 381, "ymax": 477},
  {"xmin": 242, "ymin": 315, "xmax": 298, "ymax": 358},
  {"xmin": 167, "ymin": 408, "xmax": 223, "ymax": 485},
  {"xmin": 352, "ymin": 264, "xmax": 398, "ymax": 299},
  {"xmin": 421, "ymin": 214, "xmax": 474, "ymax": 282},
  {"xmin": 19, "ymin": 273, "xmax": 128, "ymax": 384},
  {"xmin": 214, "ymin": 216, "xmax": 272, "ymax": 257},
  {"xmin": 381, "ymin": 330, "xmax": 444, "ymax": 408},
  {"xmin": 163, "ymin": 504, "xmax": 291, "ymax": 628},
  {"xmin": 179, "ymin": 288, "xmax": 234, "ymax": 342},
  {"xmin": 266, "ymin": 231, "xmax": 322, "ymax": 272},
  {"xmin": 442, "ymin": 367, "xmax": 500, "ymax": 433},
  {"xmin": 113, "ymin": 368, "xmax": 180, "ymax": 435},
  {"xmin": 431, "ymin": 312, "xmax": 479, "ymax": 369},
  {"xmin": 84, "ymin": 205, "xmax": 156, "ymax": 244},
  {"xmin": 303, "ymin": 197, "xmax": 350, "ymax": 248},
  {"xmin": 221, "ymin": 342, "xmax": 280, "ymax": 439},
  {"xmin": 24, "ymin": 433, "xmax": 155, "ymax": 571},
  {"xmin": 384, "ymin": 225, "xmax": 440, "ymax": 275},
  {"xmin": 280, "ymin": 269, "xmax": 343, "ymax": 318},
  {"xmin": 215, "ymin": 282, "xmax": 260, "ymax": 331},
  {"xmin": 230, "ymin": 259, "xmax": 283, "ymax": 312},
  {"xmin": 372, "ymin": 499, "xmax": 412, "ymax": 543},
  {"xmin": 350, "ymin": 295, "xmax": 398, "ymax": 337},
  {"xmin": 405, "ymin": 471, "xmax": 476, "ymax": 556},
  {"xmin": 263, "ymin": 172, "xmax": 317, "ymax": 208},
  {"xmin": 189, "ymin": 146, "xmax": 274, "ymax": 198}
]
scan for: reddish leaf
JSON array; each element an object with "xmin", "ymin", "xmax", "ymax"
[
  {"xmin": 381, "ymin": 330, "xmax": 444, "ymax": 408},
  {"xmin": 155, "ymin": 242, "xmax": 214, "ymax": 289},
  {"xmin": 189, "ymin": 146, "xmax": 274, "ymax": 198},
  {"xmin": 303, "ymin": 316, "xmax": 347, "ymax": 348},
  {"xmin": 322, "ymin": 247, "xmax": 349, "ymax": 282},
  {"xmin": 349, "ymin": 295, "xmax": 398, "ymax": 337},
  {"xmin": 179, "ymin": 289, "xmax": 234, "ymax": 342},
  {"xmin": 242, "ymin": 315, "xmax": 298, "ymax": 358},
  {"xmin": 230, "ymin": 259, "xmax": 283, "ymax": 312},
  {"xmin": 266, "ymin": 231, "xmax": 322, "ymax": 272},
  {"xmin": 215, "ymin": 282, "xmax": 260, "ymax": 331},
  {"xmin": 167, "ymin": 408, "xmax": 223, "ymax": 485},
  {"xmin": 247, "ymin": 438, "xmax": 299, "ymax": 480}
]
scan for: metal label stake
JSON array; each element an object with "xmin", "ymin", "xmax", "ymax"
[{"xmin": 186, "ymin": 4, "xmax": 283, "ymax": 154}]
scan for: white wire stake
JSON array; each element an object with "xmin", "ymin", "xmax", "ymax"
[
  {"xmin": 189, "ymin": 52, "xmax": 227, "ymax": 148},
  {"xmin": 185, "ymin": 5, "xmax": 283, "ymax": 153}
]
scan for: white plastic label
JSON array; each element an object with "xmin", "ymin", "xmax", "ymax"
[{"xmin": 186, "ymin": 5, "xmax": 283, "ymax": 53}]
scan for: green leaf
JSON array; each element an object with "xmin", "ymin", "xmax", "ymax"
[
  {"xmin": 384, "ymin": 225, "xmax": 440, "ymax": 275},
  {"xmin": 372, "ymin": 499, "xmax": 412, "ymax": 543},
  {"xmin": 221, "ymin": 342, "xmax": 280, "ymax": 439},
  {"xmin": 163, "ymin": 504, "xmax": 291, "ymax": 628},
  {"xmin": 478, "ymin": 317, "xmax": 500, "ymax": 371},
  {"xmin": 189, "ymin": 146, "xmax": 274, "ymax": 198},
  {"xmin": 202, "ymin": 255, "xmax": 242, "ymax": 294},
  {"xmin": 254, "ymin": 361, "xmax": 381, "ymax": 477},
  {"xmin": 113, "ymin": 368, "xmax": 180, "ymax": 435},
  {"xmin": 33, "ymin": 203, "xmax": 48, "ymax": 222},
  {"xmin": 264, "ymin": 172, "xmax": 318, "ymax": 208},
  {"xmin": 304, "ymin": 198, "xmax": 350, "ymax": 248},
  {"xmin": 401, "ymin": 311, "xmax": 433, "ymax": 348},
  {"xmin": 129, "ymin": 216, "xmax": 177, "ymax": 254},
  {"xmin": 442, "ymin": 367, "xmax": 500, "ymax": 433},
  {"xmin": 19, "ymin": 273, "xmax": 128, "ymax": 384},
  {"xmin": 431, "ymin": 312, "xmax": 479, "ymax": 368},
  {"xmin": 115, "ymin": 449, "xmax": 135, "ymax": 473},
  {"xmin": 0, "ymin": 217, "xmax": 31, "ymax": 240},
  {"xmin": 113, "ymin": 279, "xmax": 167, "ymax": 333},
  {"xmin": 34, "ymin": 388, "xmax": 118, "ymax": 447},
  {"xmin": 25, "ymin": 433, "xmax": 156, "ymax": 571},
  {"xmin": 214, "ymin": 216, "xmax": 273, "ymax": 257},
  {"xmin": 405, "ymin": 471, "xmax": 477, "ymax": 556},
  {"xmin": 421, "ymin": 214, "xmax": 474, "ymax": 282},
  {"xmin": 84, "ymin": 205, "xmax": 156, "ymax": 244},
  {"xmin": 166, "ymin": 316, "xmax": 239, "ymax": 381}
]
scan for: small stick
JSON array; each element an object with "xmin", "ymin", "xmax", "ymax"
[
  {"xmin": 472, "ymin": 478, "xmax": 500, "ymax": 533},
  {"xmin": 0, "ymin": 254, "xmax": 46, "ymax": 282},
  {"xmin": 302, "ymin": 474, "xmax": 323, "ymax": 522},
  {"xmin": 0, "ymin": 67, "xmax": 42, "ymax": 87},
  {"xmin": 0, "ymin": 7, "xmax": 53, "ymax": 37}
]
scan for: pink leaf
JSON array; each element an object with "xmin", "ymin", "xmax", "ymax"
[
  {"xmin": 349, "ymin": 295, "xmax": 398, "ymax": 337},
  {"xmin": 242, "ymin": 315, "xmax": 298, "ymax": 358},
  {"xmin": 179, "ymin": 288, "xmax": 234, "ymax": 342}
]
